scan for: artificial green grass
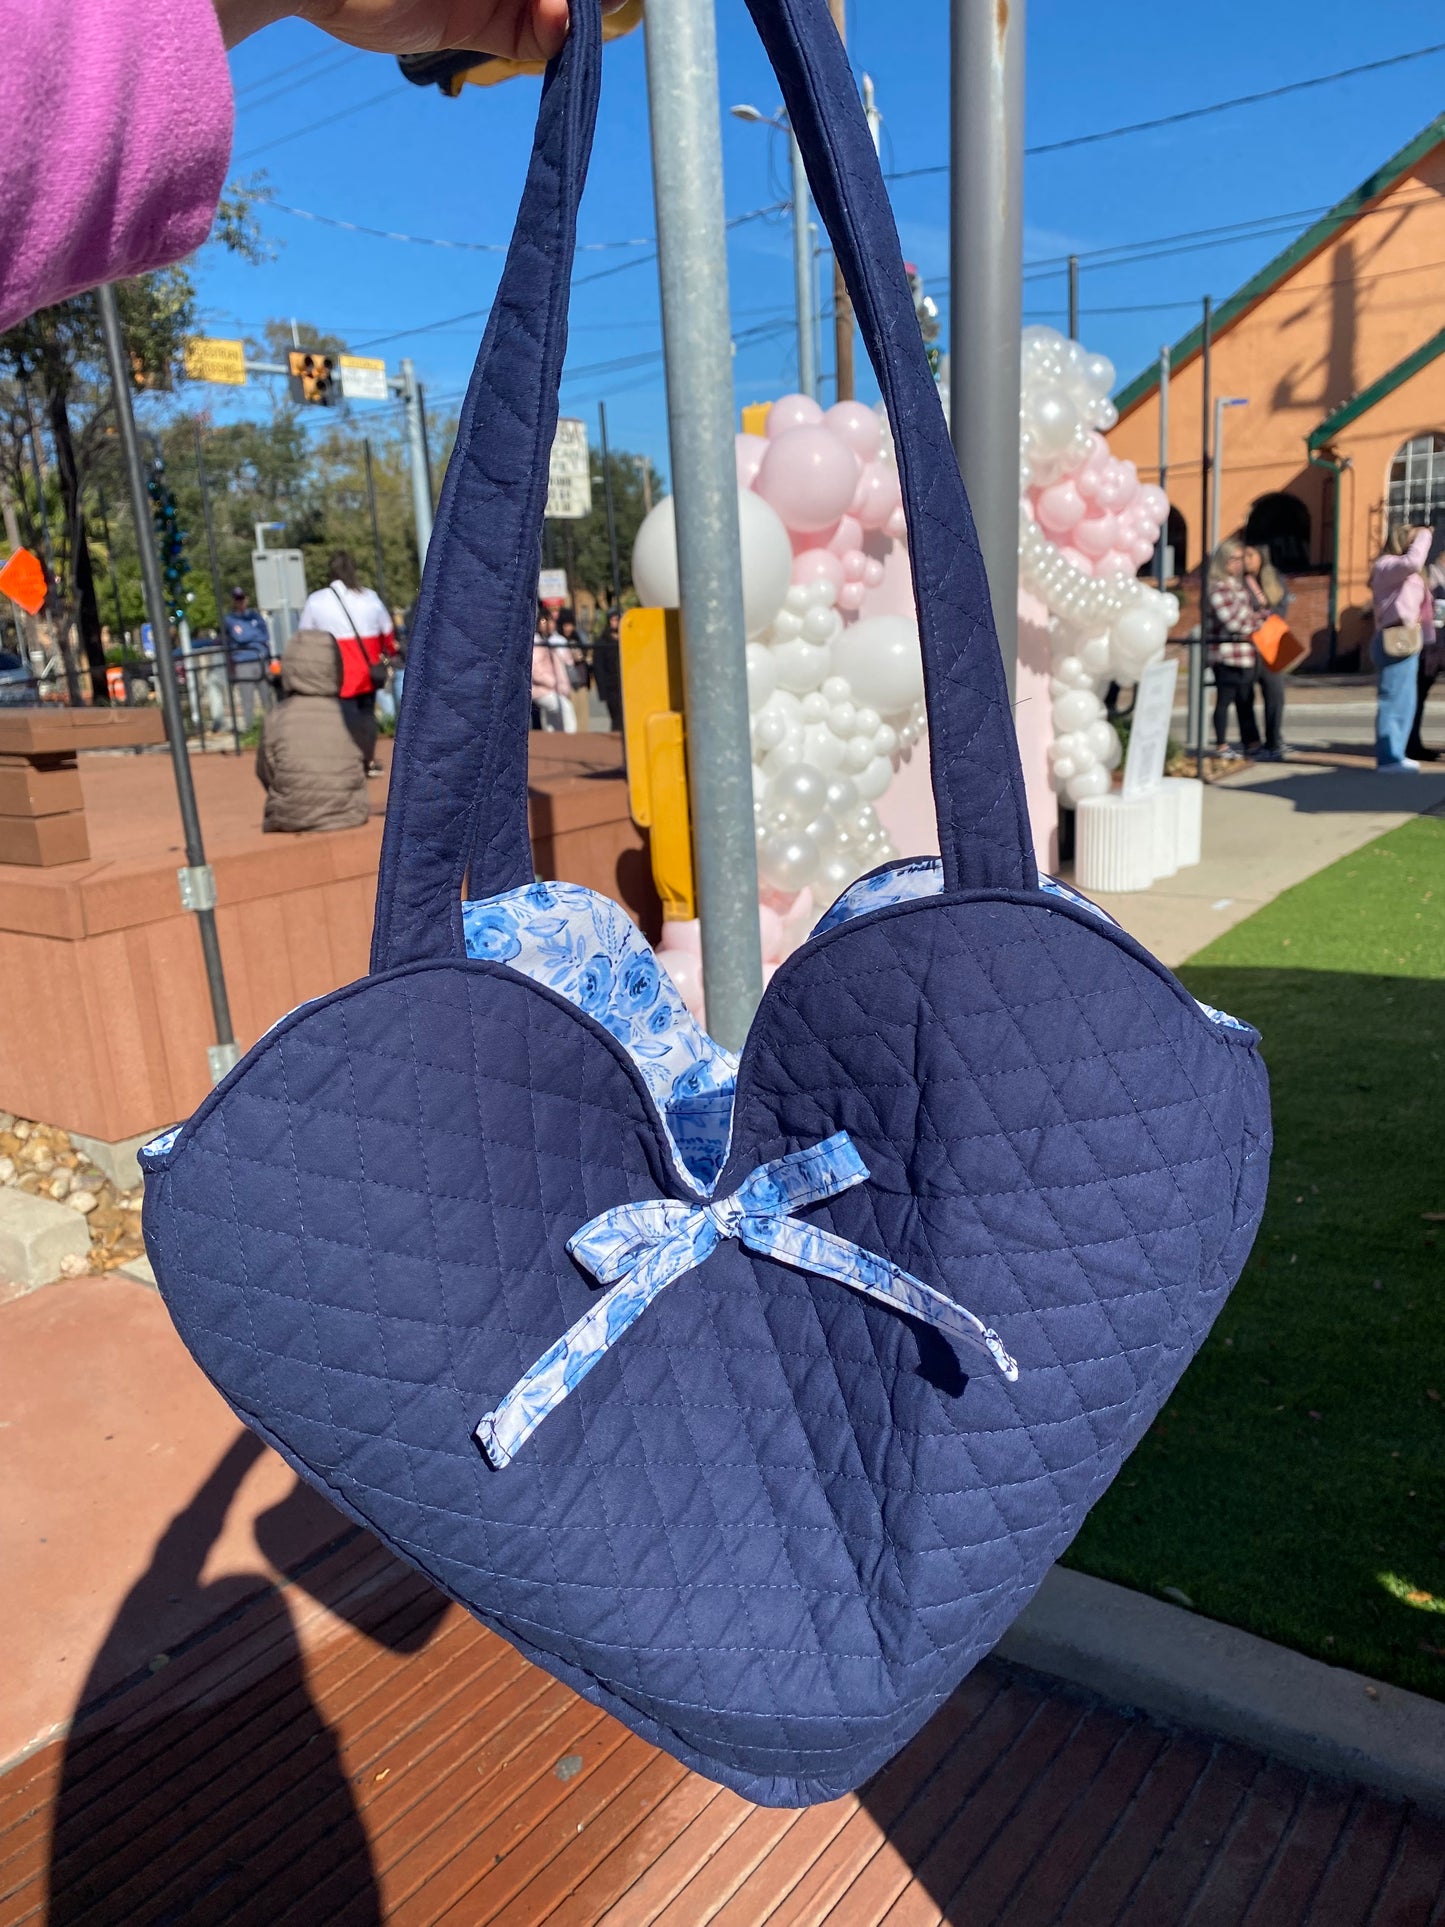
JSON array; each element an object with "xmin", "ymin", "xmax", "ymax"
[{"xmin": 1066, "ymin": 814, "xmax": 1445, "ymax": 1697}]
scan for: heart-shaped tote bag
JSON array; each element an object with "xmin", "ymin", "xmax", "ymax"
[{"xmin": 142, "ymin": 0, "xmax": 1271, "ymax": 1807}]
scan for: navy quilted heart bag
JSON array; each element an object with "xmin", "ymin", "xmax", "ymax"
[{"xmin": 141, "ymin": 0, "xmax": 1270, "ymax": 1807}]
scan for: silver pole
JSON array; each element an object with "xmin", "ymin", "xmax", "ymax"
[
  {"xmin": 790, "ymin": 131, "xmax": 817, "ymax": 400},
  {"xmin": 1067, "ymin": 254, "xmax": 1079, "ymax": 341},
  {"xmin": 644, "ymin": 0, "xmax": 762, "ymax": 1050},
  {"xmin": 400, "ymin": 358, "xmax": 434, "ymax": 569},
  {"xmin": 1155, "ymin": 343, "xmax": 1170, "ymax": 592},
  {"xmin": 97, "ymin": 282, "xmax": 239, "ymax": 1083},
  {"xmin": 1210, "ymin": 393, "xmax": 1226, "ymax": 556},
  {"xmin": 949, "ymin": 0, "xmax": 1025, "ymax": 701}
]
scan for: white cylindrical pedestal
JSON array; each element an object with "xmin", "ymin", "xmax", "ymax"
[
  {"xmin": 1161, "ymin": 776, "xmax": 1203, "ymax": 870},
  {"xmin": 1075, "ymin": 793, "xmax": 1159, "ymax": 893}
]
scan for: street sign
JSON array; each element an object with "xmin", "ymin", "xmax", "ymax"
[
  {"xmin": 546, "ymin": 418, "xmax": 592, "ymax": 519},
  {"xmin": 183, "ymin": 338, "xmax": 247, "ymax": 386},
  {"xmin": 1122, "ymin": 656, "xmax": 1180, "ymax": 800},
  {"xmin": 0, "ymin": 548, "xmax": 47, "ymax": 614},
  {"xmin": 538, "ymin": 569, "xmax": 569, "ymax": 609},
  {"xmin": 340, "ymin": 355, "xmax": 390, "ymax": 403},
  {"xmin": 252, "ymin": 548, "xmax": 307, "ymax": 648}
]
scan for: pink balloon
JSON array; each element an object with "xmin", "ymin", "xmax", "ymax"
[
  {"xmin": 885, "ymin": 505, "xmax": 908, "ymax": 541},
  {"xmin": 1095, "ymin": 460, "xmax": 1137, "ymax": 512},
  {"xmin": 841, "ymin": 548, "xmax": 867, "ymax": 583},
  {"xmin": 1035, "ymin": 478, "xmax": 1086, "ymax": 537},
  {"xmin": 851, "ymin": 458, "xmax": 902, "ymax": 531},
  {"xmin": 764, "ymin": 393, "xmax": 825, "ymax": 439},
  {"xmin": 757, "ymin": 903, "xmax": 786, "ymax": 966},
  {"xmin": 792, "ymin": 546, "xmax": 846, "ymax": 593},
  {"xmin": 827, "ymin": 513, "xmax": 864, "ymax": 556},
  {"xmin": 755, "ymin": 426, "xmax": 861, "ymax": 534},
  {"xmin": 1059, "ymin": 545, "xmax": 1094, "ymax": 576},
  {"xmin": 823, "ymin": 400, "xmax": 883, "ymax": 464},
  {"xmin": 1072, "ymin": 512, "xmax": 1118, "ymax": 559},
  {"xmin": 837, "ymin": 580, "xmax": 867, "ymax": 611},
  {"xmin": 1129, "ymin": 537, "xmax": 1157, "ymax": 568},
  {"xmin": 1076, "ymin": 466, "xmax": 1103, "ymax": 504},
  {"xmin": 661, "ymin": 918, "xmax": 702, "ymax": 954},
  {"xmin": 1095, "ymin": 548, "xmax": 1133, "ymax": 576},
  {"xmin": 792, "ymin": 520, "xmax": 837, "ymax": 555},
  {"xmin": 735, "ymin": 432, "xmax": 768, "ymax": 490},
  {"xmin": 1138, "ymin": 484, "xmax": 1170, "ymax": 525},
  {"xmin": 861, "ymin": 555, "xmax": 885, "ymax": 589},
  {"xmin": 657, "ymin": 948, "xmax": 705, "ymax": 1019}
]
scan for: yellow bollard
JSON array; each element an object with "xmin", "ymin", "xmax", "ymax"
[{"xmin": 619, "ymin": 608, "xmax": 695, "ymax": 920}]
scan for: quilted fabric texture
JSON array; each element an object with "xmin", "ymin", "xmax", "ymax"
[{"xmin": 141, "ymin": 0, "xmax": 1273, "ymax": 1809}]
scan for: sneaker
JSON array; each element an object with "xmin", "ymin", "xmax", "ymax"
[
  {"xmin": 366, "ymin": 760, "xmax": 385, "ymax": 777},
  {"xmin": 1213, "ymin": 744, "xmax": 1243, "ymax": 761},
  {"xmin": 1253, "ymin": 747, "xmax": 1283, "ymax": 762},
  {"xmin": 1378, "ymin": 758, "xmax": 1421, "ymax": 773}
]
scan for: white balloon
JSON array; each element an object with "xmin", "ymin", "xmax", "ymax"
[
  {"xmin": 817, "ymin": 854, "xmax": 856, "ymax": 900},
  {"xmin": 1064, "ymin": 764, "xmax": 1111, "ymax": 803},
  {"xmin": 767, "ymin": 761, "xmax": 830, "ymax": 824},
  {"xmin": 827, "ymin": 700, "xmax": 857, "ymax": 737},
  {"xmin": 631, "ymin": 489, "xmax": 793, "ymax": 637},
  {"xmin": 801, "ymin": 722, "xmax": 847, "ymax": 773},
  {"xmin": 761, "ymin": 736, "xmax": 807, "ymax": 779},
  {"xmin": 784, "ymin": 582, "xmax": 813, "ymax": 615},
  {"xmin": 853, "ymin": 755, "xmax": 894, "ymax": 800},
  {"xmin": 745, "ymin": 642, "xmax": 777, "ymax": 712},
  {"xmin": 824, "ymin": 775, "xmax": 859, "ymax": 814},
  {"xmin": 852, "ymin": 704, "xmax": 881, "ymax": 737},
  {"xmin": 802, "ymin": 604, "xmax": 838, "ymax": 645},
  {"xmin": 752, "ymin": 708, "xmax": 788, "ymax": 753},
  {"xmin": 1112, "ymin": 600, "xmax": 1170, "ymax": 660},
  {"xmin": 821, "ymin": 675, "xmax": 852, "ymax": 705},
  {"xmin": 1052, "ymin": 688, "xmax": 1103, "ymax": 733},
  {"xmin": 842, "ymin": 735, "xmax": 874, "ymax": 772},
  {"xmin": 1050, "ymin": 753, "xmax": 1078, "ymax": 786},
  {"xmin": 772, "ymin": 636, "xmax": 832, "ymax": 694},
  {"xmin": 830, "ymin": 614, "xmax": 926, "ymax": 716},
  {"xmin": 1079, "ymin": 634, "xmax": 1113, "ymax": 676},
  {"xmin": 760, "ymin": 830, "xmax": 821, "ymax": 891},
  {"xmin": 771, "ymin": 607, "xmax": 804, "ymax": 641},
  {"xmin": 801, "ymin": 811, "xmax": 838, "ymax": 854},
  {"xmin": 1083, "ymin": 719, "xmax": 1117, "ymax": 762},
  {"xmin": 872, "ymin": 723, "xmax": 898, "ymax": 756},
  {"xmin": 799, "ymin": 689, "xmax": 830, "ymax": 722}
]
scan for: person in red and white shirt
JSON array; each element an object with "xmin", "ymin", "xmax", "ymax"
[{"xmin": 300, "ymin": 551, "xmax": 396, "ymax": 773}]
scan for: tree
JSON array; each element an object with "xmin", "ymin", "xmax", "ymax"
[
  {"xmin": 0, "ymin": 185, "xmax": 266, "ymax": 699},
  {"xmin": 545, "ymin": 447, "xmax": 660, "ymax": 614}
]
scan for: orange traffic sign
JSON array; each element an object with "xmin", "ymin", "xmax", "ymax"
[{"xmin": 0, "ymin": 548, "xmax": 47, "ymax": 614}]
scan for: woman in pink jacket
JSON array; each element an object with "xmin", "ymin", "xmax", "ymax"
[
  {"xmin": 1368, "ymin": 525, "xmax": 1434, "ymax": 772},
  {"xmin": 0, "ymin": 0, "xmax": 616, "ymax": 336}
]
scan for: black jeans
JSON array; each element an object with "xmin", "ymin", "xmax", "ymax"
[
  {"xmin": 1213, "ymin": 663, "xmax": 1260, "ymax": 750},
  {"xmin": 341, "ymin": 691, "xmax": 378, "ymax": 765},
  {"xmin": 1255, "ymin": 663, "xmax": 1287, "ymax": 752},
  {"xmin": 1406, "ymin": 656, "xmax": 1439, "ymax": 759}
]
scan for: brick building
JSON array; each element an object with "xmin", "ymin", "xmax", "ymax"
[{"xmin": 1110, "ymin": 112, "xmax": 1445, "ymax": 665}]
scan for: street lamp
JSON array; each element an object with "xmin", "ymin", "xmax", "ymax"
[
  {"xmin": 1210, "ymin": 396, "xmax": 1249, "ymax": 555},
  {"xmin": 730, "ymin": 103, "xmax": 816, "ymax": 400}
]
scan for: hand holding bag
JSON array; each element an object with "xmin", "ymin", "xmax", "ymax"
[
  {"xmin": 1251, "ymin": 610, "xmax": 1308, "ymax": 673},
  {"xmin": 1381, "ymin": 620, "xmax": 1423, "ymax": 659},
  {"xmin": 141, "ymin": 0, "xmax": 1270, "ymax": 1807}
]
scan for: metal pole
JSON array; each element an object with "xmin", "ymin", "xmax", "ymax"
[
  {"xmin": 363, "ymin": 437, "xmax": 389, "ymax": 609},
  {"xmin": 1193, "ymin": 294, "xmax": 1213, "ymax": 779},
  {"xmin": 1210, "ymin": 394, "xmax": 1228, "ymax": 557},
  {"xmin": 192, "ymin": 420, "xmax": 242, "ymax": 755},
  {"xmin": 1067, "ymin": 254, "xmax": 1080, "ymax": 341},
  {"xmin": 1155, "ymin": 344, "xmax": 1170, "ymax": 592},
  {"xmin": 400, "ymin": 359, "xmax": 434, "ymax": 570},
  {"xmin": 644, "ymin": 0, "xmax": 762, "ymax": 1049},
  {"xmin": 95, "ymin": 484, "xmax": 127, "ymax": 640},
  {"xmin": 97, "ymin": 283, "xmax": 238, "ymax": 1081},
  {"xmin": 598, "ymin": 401, "xmax": 623, "ymax": 608},
  {"xmin": 418, "ymin": 382, "xmax": 437, "ymax": 509},
  {"xmin": 949, "ymin": 0, "xmax": 1026, "ymax": 701},
  {"xmin": 789, "ymin": 131, "xmax": 818, "ymax": 400},
  {"xmin": 827, "ymin": 0, "xmax": 854, "ymax": 401}
]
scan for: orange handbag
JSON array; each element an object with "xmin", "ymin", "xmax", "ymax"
[{"xmin": 1252, "ymin": 611, "xmax": 1309, "ymax": 673}]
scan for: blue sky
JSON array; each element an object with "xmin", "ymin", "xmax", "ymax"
[{"xmin": 194, "ymin": 1, "xmax": 1445, "ymax": 481}]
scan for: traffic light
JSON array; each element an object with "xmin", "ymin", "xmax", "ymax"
[
  {"xmin": 288, "ymin": 350, "xmax": 336, "ymax": 407},
  {"xmin": 146, "ymin": 462, "xmax": 191, "ymax": 626}
]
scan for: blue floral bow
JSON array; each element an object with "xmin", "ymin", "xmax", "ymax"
[{"xmin": 475, "ymin": 1132, "xmax": 1018, "ymax": 1469}]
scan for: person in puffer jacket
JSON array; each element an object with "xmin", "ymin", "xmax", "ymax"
[{"xmin": 255, "ymin": 630, "xmax": 371, "ymax": 835}]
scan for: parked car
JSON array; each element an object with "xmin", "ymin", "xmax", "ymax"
[{"xmin": 0, "ymin": 650, "xmax": 40, "ymax": 706}]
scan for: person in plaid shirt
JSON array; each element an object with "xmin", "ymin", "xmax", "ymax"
[{"xmin": 1206, "ymin": 536, "xmax": 1267, "ymax": 758}]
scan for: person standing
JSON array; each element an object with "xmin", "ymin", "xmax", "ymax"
[
  {"xmin": 592, "ymin": 606, "xmax": 624, "ymax": 732},
  {"xmin": 1406, "ymin": 555, "xmax": 1445, "ymax": 763},
  {"xmin": 1243, "ymin": 542, "xmax": 1291, "ymax": 762},
  {"xmin": 299, "ymin": 551, "xmax": 395, "ymax": 775},
  {"xmin": 212, "ymin": 585, "xmax": 273, "ymax": 732},
  {"xmin": 1206, "ymin": 537, "xmax": 1264, "ymax": 759},
  {"xmin": 1369, "ymin": 525, "xmax": 1433, "ymax": 773},
  {"xmin": 531, "ymin": 606, "xmax": 577, "ymax": 732}
]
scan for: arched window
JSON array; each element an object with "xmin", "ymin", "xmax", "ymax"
[
  {"xmin": 1244, "ymin": 494, "xmax": 1312, "ymax": 572},
  {"xmin": 1388, "ymin": 433, "xmax": 1445, "ymax": 530}
]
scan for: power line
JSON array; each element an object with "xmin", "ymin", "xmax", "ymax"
[
  {"xmin": 235, "ymin": 84, "xmax": 406, "ymax": 162},
  {"xmin": 266, "ymin": 199, "xmax": 653, "ymax": 254},
  {"xmin": 235, "ymin": 50, "xmax": 365, "ymax": 115},
  {"xmin": 233, "ymin": 45, "xmax": 347, "ymax": 99},
  {"xmin": 886, "ymin": 41, "xmax": 1445, "ymax": 180}
]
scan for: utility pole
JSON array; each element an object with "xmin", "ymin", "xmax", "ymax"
[
  {"xmin": 363, "ymin": 438, "xmax": 389, "ymax": 609},
  {"xmin": 1155, "ymin": 343, "xmax": 1170, "ymax": 592},
  {"xmin": 399, "ymin": 359, "xmax": 434, "ymax": 570},
  {"xmin": 827, "ymin": 0, "xmax": 855, "ymax": 402},
  {"xmin": 1067, "ymin": 255, "xmax": 1080, "ymax": 341},
  {"xmin": 1193, "ymin": 293, "xmax": 1214, "ymax": 776},
  {"xmin": 645, "ymin": 0, "xmax": 762, "ymax": 1048},
  {"xmin": 192, "ymin": 420, "xmax": 241, "ymax": 755},
  {"xmin": 634, "ymin": 456, "xmax": 653, "ymax": 515},
  {"xmin": 98, "ymin": 283, "xmax": 238, "ymax": 1083},
  {"xmin": 598, "ymin": 401, "xmax": 623, "ymax": 608},
  {"xmin": 950, "ymin": 0, "xmax": 1026, "ymax": 700}
]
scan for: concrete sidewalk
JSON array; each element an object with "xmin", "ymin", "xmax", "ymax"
[{"xmin": 1083, "ymin": 758, "xmax": 1445, "ymax": 966}]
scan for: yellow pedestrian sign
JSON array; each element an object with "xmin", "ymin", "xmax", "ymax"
[{"xmin": 183, "ymin": 338, "xmax": 247, "ymax": 386}]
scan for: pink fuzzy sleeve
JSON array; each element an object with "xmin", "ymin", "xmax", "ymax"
[{"xmin": 0, "ymin": 0, "xmax": 234, "ymax": 332}]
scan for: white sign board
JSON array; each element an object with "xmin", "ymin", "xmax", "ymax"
[
  {"xmin": 538, "ymin": 568, "xmax": 570, "ymax": 609},
  {"xmin": 252, "ymin": 548, "xmax": 307, "ymax": 647},
  {"xmin": 1122, "ymin": 656, "xmax": 1179, "ymax": 800},
  {"xmin": 546, "ymin": 418, "xmax": 592, "ymax": 519},
  {"xmin": 339, "ymin": 355, "xmax": 389, "ymax": 402}
]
